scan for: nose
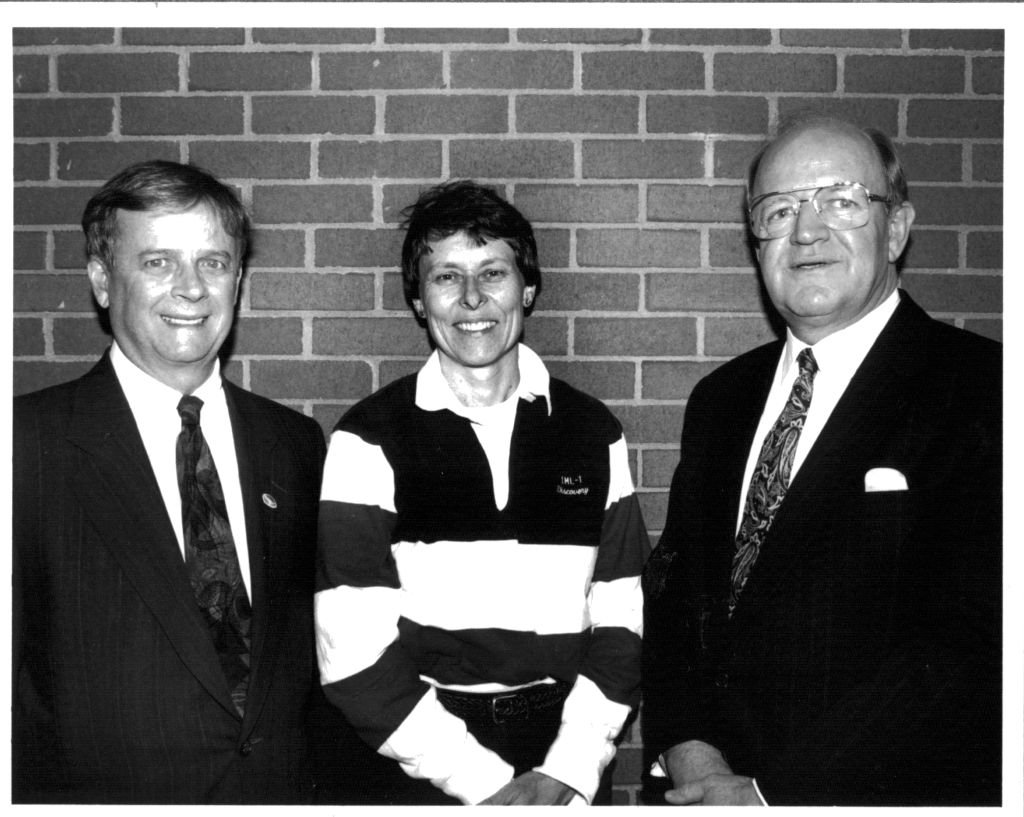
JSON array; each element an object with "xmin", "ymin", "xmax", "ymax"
[
  {"xmin": 790, "ymin": 199, "xmax": 830, "ymax": 245},
  {"xmin": 171, "ymin": 262, "xmax": 207, "ymax": 301},
  {"xmin": 460, "ymin": 274, "xmax": 485, "ymax": 309}
]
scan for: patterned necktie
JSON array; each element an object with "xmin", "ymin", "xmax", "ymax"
[
  {"xmin": 176, "ymin": 395, "xmax": 251, "ymax": 716},
  {"xmin": 729, "ymin": 347, "xmax": 818, "ymax": 614}
]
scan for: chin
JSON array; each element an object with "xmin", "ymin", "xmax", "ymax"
[
  {"xmin": 456, "ymin": 356, "xmax": 504, "ymax": 370},
  {"xmin": 163, "ymin": 345, "xmax": 219, "ymax": 365},
  {"xmin": 451, "ymin": 351, "xmax": 514, "ymax": 372},
  {"xmin": 788, "ymin": 291, "xmax": 841, "ymax": 316}
]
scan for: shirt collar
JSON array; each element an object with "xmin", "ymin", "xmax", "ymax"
[
  {"xmin": 781, "ymin": 287, "xmax": 901, "ymax": 379},
  {"xmin": 414, "ymin": 343, "xmax": 552, "ymax": 418}
]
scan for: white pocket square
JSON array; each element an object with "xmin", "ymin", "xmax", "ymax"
[{"xmin": 864, "ymin": 467, "xmax": 908, "ymax": 492}]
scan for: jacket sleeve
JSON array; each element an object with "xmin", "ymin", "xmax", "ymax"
[
  {"xmin": 641, "ymin": 376, "xmax": 728, "ymax": 765},
  {"xmin": 12, "ymin": 394, "xmax": 57, "ymax": 802},
  {"xmin": 314, "ymin": 427, "xmax": 514, "ymax": 804},
  {"xmin": 537, "ymin": 434, "xmax": 648, "ymax": 801}
]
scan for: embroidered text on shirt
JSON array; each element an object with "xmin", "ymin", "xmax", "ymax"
[{"xmin": 557, "ymin": 474, "xmax": 590, "ymax": 496}]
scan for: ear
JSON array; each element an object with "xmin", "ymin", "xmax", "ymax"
[
  {"xmin": 87, "ymin": 258, "xmax": 111, "ymax": 309},
  {"xmin": 412, "ymin": 298, "xmax": 426, "ymax": 319},
  {"xmin": 886, "ymin": 201, "xmax": 915, "ymax": 264},
  {"xmin": 522, "ymin": 286, "xmax": 537, "ymax": 308}
]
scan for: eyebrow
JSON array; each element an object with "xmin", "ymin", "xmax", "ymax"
[
  {"xmin": 434, "ymin": 256, "xmax": 512, "ymax": 269},
  {"xmin": 136, "ymin": 248, "xmax": 236, "ymax": 264},
  {"xmin": 748, "ymin": 180, "xmax": 872, "ymax": 208},
  {"xmin": 138, "ymin": 248, "xmax": 233, "ymax": 256}
]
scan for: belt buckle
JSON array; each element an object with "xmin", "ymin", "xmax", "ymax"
[{"xmin": 490, "ymin": 692, "xmax": 528, "ymax": 724}]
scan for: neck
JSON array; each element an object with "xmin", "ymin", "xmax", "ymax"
[
  {"xmin": 440, "ymin": 354, "xmax": 520, "ymax": 408},
  {"xmin": 113, "ymin": 341, "xmax": 218, "ymax": 396},
  {"xmin": 149, "ymin": 362, "xmax": 216, "ymax": 396},
  {"xmin": 789, "ymin": 282, "xmax": 898, "ymax": 346}
]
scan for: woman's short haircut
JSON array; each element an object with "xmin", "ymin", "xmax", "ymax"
[
  {"xmin": 400, "ymin": 180, "xmax": 541, "ymax": 309},
  {"xmin": 82, "ymin": 160, "xmax": 250, "ymax": 270}
]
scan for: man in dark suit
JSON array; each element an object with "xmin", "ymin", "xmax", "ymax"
[
  {"xmin": 641, "ymin": 117, "xmax": 1001, "ymax": 806},
  {"xmin": 13, "ymin": 160, "xmax": 328, "ymax": 803}
]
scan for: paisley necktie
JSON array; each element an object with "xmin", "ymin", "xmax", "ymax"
[
  {"xmin": 176, "ymin": 395, "xmax": 251, "ymax": 716},
  {"xmin": 730, "ymin": 347, "xmax": 818, "ymax": 614}
]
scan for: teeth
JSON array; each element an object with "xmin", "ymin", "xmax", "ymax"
[
  {"xmin": 456, "ymin": 321, "xmax": 494, "ymax": 332},
  {"xmin": 163, "ymin": 316, "xmax": 204, "ymax": 326}
]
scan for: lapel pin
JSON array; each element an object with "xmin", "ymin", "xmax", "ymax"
[{"xmin": 262, "ymin": 493, "xmax": 278, "ymax": 509}]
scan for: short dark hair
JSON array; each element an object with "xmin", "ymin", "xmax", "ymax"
[
  {"xmin": 400, "ymin": 180, "xmax": 541, "ymax": 309},
  {"xmin": 82, "ymin": 160, "xmax": 250, "ymax": 270},
  {"xmin": 747, "ymin": 116, "xmax": 909, "ymax": 210}
]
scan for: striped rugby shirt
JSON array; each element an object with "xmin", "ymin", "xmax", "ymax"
[{"xmin": 315, "ymin": 345, "xmax": 647, "ymax": 803}]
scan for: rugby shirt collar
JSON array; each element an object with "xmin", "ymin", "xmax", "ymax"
[{"xmin": 414, "ymin": 343, "xmax": 552, "ymax": 418}]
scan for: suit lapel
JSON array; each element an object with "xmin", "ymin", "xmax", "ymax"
[
  {"xmin": 753, "ymin": 294, "xmax": 929, "ymax": 578},
  {"xmin": 225, "ymin": 382, "xmax": 284, "ymax": 731},
  {"xmin": 713, "ymin": 343, "xmax": 782, "ymax": 547},
  {"xmin": 65, "ymin": 356, "xmax": 240, "ymax": 718}
]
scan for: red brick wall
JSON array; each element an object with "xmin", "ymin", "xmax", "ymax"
[{"xmin": 13, "ymin": 27, "xmax": 1003, "ymax": 804}]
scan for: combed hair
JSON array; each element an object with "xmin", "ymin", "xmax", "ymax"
[
  {"xmin": 399, "ymin": 180, "xmax": 541, "ymax": 309},
  {"xmin": 746, "ymin": 116, "xmax": 909, "ymax": 210},
  {"xmin": 82, "ymin": 160, "xmax": 250, "ymax": 270},
  {"xmin": 864, "ymin": 127, "xmax": 909, "ymax": 207}
]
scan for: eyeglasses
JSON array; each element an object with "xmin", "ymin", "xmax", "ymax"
[{"xmin": 748, "ymin": 181, "xmax": 892, "ymax": 240}]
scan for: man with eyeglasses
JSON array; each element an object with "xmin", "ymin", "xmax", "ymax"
[{"xmin": 641, "ymin": 117, "xmax": 1001, "ymax": 806}]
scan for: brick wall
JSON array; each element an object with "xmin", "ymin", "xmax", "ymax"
[{"xmin": 12, "ymin": 27, "xmax": 1003, "ymax": 804}]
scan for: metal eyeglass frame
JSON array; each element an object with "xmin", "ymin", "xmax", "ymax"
[{"xmin": 747, "ymin": 181, "xmax": 893, "ymax": 240}]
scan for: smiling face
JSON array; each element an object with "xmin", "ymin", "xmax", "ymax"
[
  {"xmin": 412, "ymin": 231, "xmax": 536, "ymax": 389},
  {"xmin": 87, "ymin": 203, "xmax": 242, "ymax": 394},
  {"xmin": 752, "ymin": 123, "xmax": 914, "ymax": 344}
]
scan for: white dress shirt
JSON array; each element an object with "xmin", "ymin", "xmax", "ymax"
[
  {"xmin": 735, "ymin": 288, "xmax": 901, "ymax": 535},
  {"xmin": 110, "ymin": 342, "xmax": 252, "ymax": 595}
]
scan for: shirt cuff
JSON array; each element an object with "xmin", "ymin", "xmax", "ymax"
[
  {"xmin": 751, "ymin": 777, "xmax": 769, "ymax": 805},
  {"xmin": 378, "ymin": 687, "xmax": 514, "ymax": 804},
  {"xmin": 534, "ymin": 675, "xmax": 631, "ymax": 803}
]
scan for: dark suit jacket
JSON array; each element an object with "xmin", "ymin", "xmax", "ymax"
[
  {"xmin": 642, "ymin": 292, "xmax": 1001, "ymax": 805},
  {"xmin": 13, "ymin": 352, "xmax": 327, "ymax": 804}
]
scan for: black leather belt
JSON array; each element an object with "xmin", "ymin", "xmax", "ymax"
[{"xmin": 436, "ymin": 680, "xmax": 571, "ymax": 725}]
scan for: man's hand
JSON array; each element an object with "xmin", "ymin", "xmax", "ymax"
[
  {"xmin": 661, "ymin": 740, "xmax": 763, "ymax": 806},
  {"xmin": 479, "ymin": 770, "xmax": 577, "ymax": 805},
  {"xmin": 666, "ymin": 773, "xmax": 762, "ymax": 806}
]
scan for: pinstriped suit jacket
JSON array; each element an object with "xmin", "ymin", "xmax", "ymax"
[
  {"xmin": 642, "ymin": 292, "xmax": 1001, "ymax": 805},
  {"xmin": 13, "ymin": 352, "xmax": 326, "ymax": 803}
]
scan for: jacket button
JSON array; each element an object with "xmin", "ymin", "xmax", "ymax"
[
  {"xmin": 713, "ymin": 672, "xmax": 729, "ymax": 689},
  {"xmin": 239, "ymin": 740, "xmax": 253, "ymax": 757}
]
